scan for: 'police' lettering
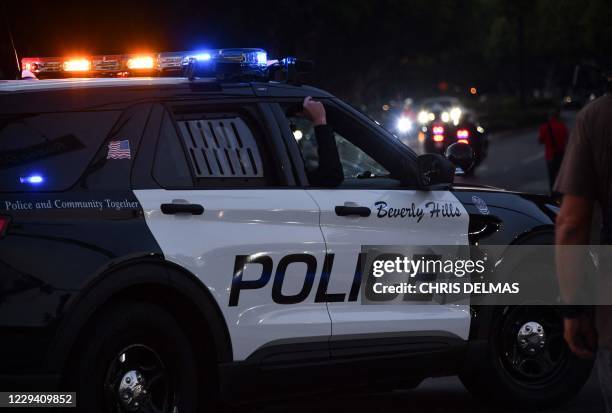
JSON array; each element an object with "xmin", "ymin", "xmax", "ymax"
[{"xmin": 229, "ymin": 253, "xmax": 364, "ymax": 306}]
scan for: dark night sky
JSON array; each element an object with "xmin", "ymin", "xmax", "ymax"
[{"xmin": 2, "ymin": 0, "xmax": 612, "ymax": 105}]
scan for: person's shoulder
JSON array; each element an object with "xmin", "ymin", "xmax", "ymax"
[{"xmin": 579, "ymin": 94, "xmax": 612, "ymax": 119}]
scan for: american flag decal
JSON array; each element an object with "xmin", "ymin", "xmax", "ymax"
[{"xmin": 107, "ymin": 140, "xmax": 131, "ymax": 159}]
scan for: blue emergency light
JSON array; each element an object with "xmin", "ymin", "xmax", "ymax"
[
  {"xmin": 19, "ymin": 174, "xmax": 45, "ymax": 185},
  {"xmin": 180, "ymin": 48, "xmax": 269, "ymax": 81}
]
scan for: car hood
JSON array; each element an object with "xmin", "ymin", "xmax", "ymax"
[{"xmin": 451, "ymin": 183, "xmax": 557, "ymax": 224}]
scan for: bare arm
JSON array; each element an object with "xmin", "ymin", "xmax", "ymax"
[
  {"xmin": 556, "ymin": 194, "xmax": 597, "ymax": 358},
  {"xmin": 555, "ymin": 194, "xmax": 593, "ymax": 303}
]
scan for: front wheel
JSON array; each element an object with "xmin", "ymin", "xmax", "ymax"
[
  {"xmin": 68, "ymin": 301, "xmax": 199, "ymax": 413},
  {"xmin": 460, "ymin": 305, "xmax": 593, "ymax": 408}
]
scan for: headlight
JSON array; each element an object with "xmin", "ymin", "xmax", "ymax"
[
  {"xmin": 417, "ymin": 111, "xmax": 430, "ymax": 124},
  {"xmin": 441, "ymin": 111, "xmax": 450, "ymax": 123},
  {"xmin": 293, "ymin": 129, "xmax": 303, "ymax": 140},
  {"xmin": 396, "ymin": 117, "xmax": 413, "ymax": 133},
  {"xmin": 450, "ymin": 107, "xmax": 462, "ymax": 123}
]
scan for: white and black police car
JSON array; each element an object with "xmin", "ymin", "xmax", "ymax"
[{"xmin": 0, "ymin": 49, "xmax": 592, "ymax": 412}]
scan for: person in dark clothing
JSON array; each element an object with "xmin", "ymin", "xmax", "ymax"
[
  {"xmin": 539, "ymin": 108, "xmax": 568, "ymax": 191},
  {"xmin": 295, "ymin": 96, "xmax": 344, "ymax": 187},
  {"xmin": 555, "ymin": 79, "xmax": 612, "ymax": 412}
]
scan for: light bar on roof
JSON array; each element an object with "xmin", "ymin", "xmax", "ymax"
[{"xmin": 20, "ymin": 48, "xmax": 281, "ymax": 80}]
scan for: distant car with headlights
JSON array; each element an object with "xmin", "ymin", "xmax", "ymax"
[{"xmin": 415, "ymin": 97, "xmax": 488, "ymax": 172}]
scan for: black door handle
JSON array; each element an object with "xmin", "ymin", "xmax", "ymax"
[
  {"xmin": 160, "ymin": 203, "xmax": 204, "ymax": 215},
  {"xmin": 335, "ymin": 205, "xmax": 371, "ymax": 217}
]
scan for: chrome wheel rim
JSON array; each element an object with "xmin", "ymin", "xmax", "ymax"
[{"xmin": 104, "ymin": 344, "xmax": 174, "ymax": 413}]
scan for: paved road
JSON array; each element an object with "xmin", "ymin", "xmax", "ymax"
[
  {"xmin": 457, "ymin": 110, "xmax": 577, "ymax": 193},
  {"xmin": 254, "ymin": 111, "xmax": 605, "ymax": 413}
]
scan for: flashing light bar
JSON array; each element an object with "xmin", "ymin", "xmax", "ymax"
[
  {"xmin": 20, "ymin": 48, "xmax": 313, "ymax": 84},
  {"xmin": 21, "ymin": 48, "xmax": 271, "ymax": 79}
]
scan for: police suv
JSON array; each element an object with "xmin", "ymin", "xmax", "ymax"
[{"xmin": 0, "ymin": 49, "xmax": 592, "ymax": 412}]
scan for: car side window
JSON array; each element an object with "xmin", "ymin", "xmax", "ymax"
[
  {"xmin": 282, "ymin": 102, "xmax": 408, "ymax": 188},
  {"xmin": 0, "ymin": 111, "xmax": 121, "ymax": 192},
  {"xmin": 177, "ymin": 117, "xmax": 264, "ymax": 179},
  {"xmin": 160, "ymin": 105, "xmax": 280, "ymax": 188},
  {"xmin": 289, "ymin": 116, "xmax": 389, "ymax": 179}
]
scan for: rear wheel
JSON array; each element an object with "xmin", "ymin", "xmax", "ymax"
[
  {"xmin": 68, "ymin": 301, "xmax": 199, "ymax": 413},
  {"xmin": 460, "ymin": 305, "xmax": 593, "ymax": 407}
]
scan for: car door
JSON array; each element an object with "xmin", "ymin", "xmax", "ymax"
[
  {"xmin": 132, "ymin": 102, "xmax": 330, "ymax": 361},
  {"xmin": 274, "ymin": 99, "xmax": 471, "ymax": 354}
]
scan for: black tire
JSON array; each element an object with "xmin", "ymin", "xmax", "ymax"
[
  {"xmin": 68, "ymin": 301, "xmax": 199, "ymax": 413},
  {"xmin": 461, "ymin": 233, "xmax": 593, "ymax": 407},
  {"xmin": 460, "ymin": 305, "xmax": 593, "ymax": 408}
]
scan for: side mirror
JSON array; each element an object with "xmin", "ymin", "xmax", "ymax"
[
  {"xmin": 416, "ymin": 153, "xmax": 455, "ymax": 189},
  {"xmin": 445, "ymin": 143, "xmax": 474, "ymax": 175}
]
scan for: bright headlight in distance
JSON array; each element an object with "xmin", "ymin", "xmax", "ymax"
[
  {"xmin": 441, "ymin": 111, "xmax": 450, "ymax": 123},
  {"xmin": 293, "ymin": 129, "xmax": 303, "ymax": 140},
  {"xmin": 450, "ymin": 107, "xmax": 462, "ymax": 123},
  {"xmin": 396, "ymin": 117, "xmax": 413, "ymax": 133},
  {"xmin": 417, "ymin": 111, "xmax": 430, "ymax": 124}
]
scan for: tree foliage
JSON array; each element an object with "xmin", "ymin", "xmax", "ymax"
[{"xmin": 2, "ymin": 0, "xmax": 612, "ymax": 101}]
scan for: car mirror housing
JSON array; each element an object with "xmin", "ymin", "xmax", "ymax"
[{"xmin": 416, "ymin": 153, "xmax": 455, "ymax": 189}]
